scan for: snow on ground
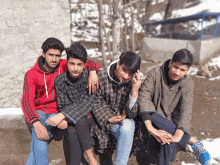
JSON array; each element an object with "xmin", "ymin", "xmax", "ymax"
[
  {"xmin": 182, "ymin": 138, "xmax": 220, "ymax": 165},
  {"xmin": 188, "ymin": 54, "xmax": 220, "ymax": 80},
  {"xmin": 70, "ymin": 0, "xmax": 144, "ymax": 43},
  {"xmin": 149, "ymin": 0, "xmax": 220, "ymax": 33}
]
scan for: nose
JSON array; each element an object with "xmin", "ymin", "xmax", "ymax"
[
  {"xmin": 73, "ymin": 65, "xmax": 78, "ymax": 71},
  {"xmin": 174, "ymin": 69, "xmax": 180, "ymax": 76},
  {"xmin": 52, "ymin": 55, "xmax": 56, "ymax": 61},
  {"xmin": 124, "ymin": 73, "xmax": 130, "ymax": 80}
]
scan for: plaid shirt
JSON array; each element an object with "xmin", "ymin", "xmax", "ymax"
[
  {"xmin": 92, "ymin": 62, "xmax": 139, "ymax": 154},
  {"xmin": 55, "ymin": 69, "xmax": 95, "ymax": 124}
]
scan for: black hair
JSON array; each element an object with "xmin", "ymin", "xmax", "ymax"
[
  {"xmin": 119, "ymin": 51, "xmax": 141, "ymax": 74},
  {"xmin": 66, "ymin": 43, "xmax": 87, "ymax": 63},
  {"xmin": 41, "ymin": 37, "xmax": 64, "ymax": 53},
  {"xmin": 172, "ymin": 49, "xmax": 194, "ymax": 68}
]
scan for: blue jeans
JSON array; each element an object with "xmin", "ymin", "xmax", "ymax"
[
  {"xmin": 25, "ymin": 110, "xmax": 57, "ymax": 165},
  {"xmin": 110, "ymin": 119, "xmax": 135, "ymax": 165}
]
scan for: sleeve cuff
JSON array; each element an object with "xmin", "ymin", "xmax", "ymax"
[
  {"xmin": 141, "ymin": 113, "xmax": 151, "ymax": 121},
  {"xmin": 129, "ymin": 94, "xmax": 138, "ymax": 110},
  {"xmin": 31, "ymin": 119, "xmax": 40, "ymax": 125}
]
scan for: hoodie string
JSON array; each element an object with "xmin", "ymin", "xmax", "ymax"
[{"xmin": 44, "ymin": 73, "xmax": 49, "ymax": 99}]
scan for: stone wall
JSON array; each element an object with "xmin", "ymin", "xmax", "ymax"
[{"xmin": 0, "ymin": 0, "xmax": 71, "ymax": 108}]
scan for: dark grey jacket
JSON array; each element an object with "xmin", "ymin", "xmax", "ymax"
[
  {"xmin": 55, "ymin": 69, "xmax": 95, "ymax": 124},
  {"xmin": 139, "ymin": 60, "xmax": 194, "ymax": 131}
]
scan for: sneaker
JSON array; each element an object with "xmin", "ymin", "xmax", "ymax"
[{"xmin": 191, "ymin": 140, "xmax": 211, "ymax": 165}]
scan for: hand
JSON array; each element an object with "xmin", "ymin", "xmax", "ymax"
[
  {"xmin": 109, "ymin": 111, "xmax": 126, "ymax": 124},
  {"xmin": 45, "ymin": 113, "xmax": 65, "ymax": 127},
  {"xmin": 33, "ymin": 121, "xmax": 50, "ymax": 140},
  {"xmin": 150, "ymin": 129, "xmax": 173, "ymax": 145},
  {"xmin": 145, "ymin": 120, "xmax": 173, "ymax": 145},
  {"xmin": 57, "ymin": 120, "xmax": 68, "ymax": 129},
  {"xmin": 167, "ymin": 129, "xmax": 184, "ymax": 144},
  {"xmin": 131, "ymin": 70, "xmax": 141, "ymax": 98},
  {"xmin": 87, "ymin": 70, "xmax": 99, "ymax": 94}
]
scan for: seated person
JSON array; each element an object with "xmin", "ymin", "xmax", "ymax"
[
  {"xmin": 139, "ymin": 49, "xmax": 211, "ymax": 165},
  {"xmin": 21, "ymin": 37, "xmax": 99, "ymax": 165},
  {"xmin": 46, "ymin": 43, "xmax": 99, "ymax": 165},
  {"xmin": 92, "ymin": 52, "xmax": 142, "ymax": 165}
]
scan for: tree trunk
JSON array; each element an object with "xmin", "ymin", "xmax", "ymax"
[
  {"xmin": 131, "ymin": 10, "xmax": 135, "ymax": 52},
  {"xmin": 122, "ymin": 9, "xmax": 129, "ymax": 51},
  {"xmin": 112, "ymin": 0, "xmax": 122, "ymax": 60},
  {"xmin": 102, "ymin": 23, "xmax": 113, "ymax": 61},
  {"xmin": 98, "ymin": 0, "xmax": 107, "ymax": 68}
]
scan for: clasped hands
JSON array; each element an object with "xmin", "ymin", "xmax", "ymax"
[{"xmin": 150, "ymin": 129, "xmax": 180, "ymax": 145}]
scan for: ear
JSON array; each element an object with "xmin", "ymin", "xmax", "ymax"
[
  {"xmin": 116, "ymin": 61, "xmax": 120, "ymax": 69},
  {"xmin": 42, "ymin": 52, "xmax": 46, "ymax": 58},
  {"xmin": 168, "ymin": 61, "xmax": 173, "ymax": 68}
]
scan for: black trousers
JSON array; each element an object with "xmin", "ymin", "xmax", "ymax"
[{"xmin": 67, "ymin": 116, "xmax": 93, "ymax": 165}]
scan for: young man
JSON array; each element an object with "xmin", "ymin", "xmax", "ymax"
[
  {"xmin": 139, "ymin": 49, "xmax": 211, "ymax": 165},
  {"xmin": 92, "ymin": 52, "xmax": 142, "ymax": 165},
  {"xmin": 46, "ymin": 43, "xmax": 99, "ymax": 165},
  {"xmin": 21, "ymin": 37, "xmax": 100, "ymax": 165}
]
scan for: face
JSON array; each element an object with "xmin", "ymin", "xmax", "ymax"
[
  {"xmin": 168, "ymin": 61, "xmax": 188, "ymax": 81},
  {"xmin": 42, "ymin": 49, "xmax": 61, "ymax": 72},
  {"xmin": 115, "ymin": 61, "xmax": 134, "ymax": 83},
  {"xmin": 67, "ymin": 57, "xmax": 85, "ymax": 78}
]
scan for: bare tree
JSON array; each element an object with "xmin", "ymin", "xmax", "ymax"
[
  {"xmin": 112, "ymin": 0, "xmax": 122, "ymax": 60},
  {"xmin": 98, "ymin": 0, "xmax": 108, "ymax": 68}
]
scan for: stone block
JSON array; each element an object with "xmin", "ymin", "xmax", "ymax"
[
  {"xmin": 17, "ymin": 25, "xmax": 30, "ymax": 34},
  {"xmin": 0, "ymin": 9, "xmax": 13, "ymax": 19},
  {"xmin": 5, "ymin": 19, "xmax": 17, "ymax": 27},
  {"xmin": 43, "ymin": 1, "xmax": 53, "ymax": 8},
  {"xmin": 24, "ymin": 33, "xmax": 35, "ymax": 43},
  {"xmin": 10, "ymin": 34, "xmax": 25, "ymax": 46},
  {"xmin": 3, "ymin": 0, "xmax": 14, "ymax": 9},
  {"xmin": 0, "ymin": 20, "xmax": 7, "ymax": 29},
  {"xmin": 48, "ymin": 9, "xmax": 60, "ymax": 17},
  {"xmin": 3, "ymin": 27, "xmax": 18, "ymax": 36},
  {"xmin": 13, "ymin": 9, "xmax": 26, "ymax": 19},
  {"xmin": 45, "ymin": 15, "xmax": 55, "ymax": 23},
  {"xmin": 0, "ymin": 37, "xmax": 10, "ymax": 48},
  {"xmin": 20, "ymin": 42, "xmax": 36, "ymax": 53},
  {"xmin": 15, "ymin": 19, "xmax": 22, "ymax": 26},
  {"xmin": 0, "ymin": 67, "xmax": 10, "ymax": 77},
  {"xmin": 34, "ymin": 17, "xmax": 45, "ymax": 22}
]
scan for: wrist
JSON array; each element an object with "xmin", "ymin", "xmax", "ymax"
[
  {"xmin": 131, "ymin": 91, "xmax": 138, "ymax": 98},
  {"xmin": 58, "ymin": 113, "xmax": 66, "ymax": 119},
  {"xmin": 33, "ymin": 121, "xmax": 41, "ymax": 127}
]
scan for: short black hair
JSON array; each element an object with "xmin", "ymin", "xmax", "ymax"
[
  {"xmin": 119, "ymin": 51, "xmax": 141, "ymax": 74},
  {"xmin": 172, "ymin": 49, "xmax": 194, "ymax": 68},
  {"xmin": 41, "ymin": 37, "xmax": 64, "ymax": 54},
  {"xmin": 66, "ymin": 43, "xmax": 87, "ymax": 63}
]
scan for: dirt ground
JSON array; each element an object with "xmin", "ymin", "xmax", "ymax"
[{"xmin": 0, "ymin": 61, "xmax": 220, "ymax": 165}]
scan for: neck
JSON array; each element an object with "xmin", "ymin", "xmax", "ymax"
[{"xmin": 43, "ymin": 63, "xmax": 55, "ymax": 73}]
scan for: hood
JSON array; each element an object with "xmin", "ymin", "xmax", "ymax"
[
  {"xmin": 107, "ymin": 60, "xmax": 131, "ymax": 86},
  {"xmin": 160, "ymin": 59, "xmax": 171, "ymax": 75},
  {"xmin": 34, "ymin": 55, "xmax": 63, "ymax": 75}
]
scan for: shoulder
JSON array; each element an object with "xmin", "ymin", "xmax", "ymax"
[
  {"xmin": 98, "ymin": 69, "xmax": 108, "ymax": 79},
  {"xmin": 55, "ymin": 71, "xmax": 67, "ymax": 86},
  {"xmin": 181, "ymin": 75, "xmax": 194, "ymax": 89},
  {"xmin": 24, "ymin": 68, "xmax": 38, "ymax": 81}
]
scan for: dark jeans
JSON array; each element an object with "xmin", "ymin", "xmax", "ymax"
[
  {"xmin": 67, "ymin": 116, "xmax": 93, "ymax": 165},
  {"xmin": 151, "ymin": 112, "xmax": 191, "ymax": 165}
]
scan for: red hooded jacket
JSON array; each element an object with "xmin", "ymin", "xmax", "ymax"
[{"xmin": 21, "ymin": 56, "xmax": 100, "ymax": 124}]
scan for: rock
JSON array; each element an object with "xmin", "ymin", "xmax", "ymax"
[{"xmin": 200, "ymin": 132, "xmax": 205, "ymax": 135}]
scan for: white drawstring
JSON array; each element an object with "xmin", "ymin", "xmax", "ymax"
[{"xmin": 44, "ymin": 73, "xmax": 48, "ymax": 99}]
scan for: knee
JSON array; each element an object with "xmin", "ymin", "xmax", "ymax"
[
  {"xmin": 75, "ymin": 117, "xmax": 88, "ymax": 128},
  {"xmin": 120, "ymin": 119, "xmax": 135, "ymax": 133},
  {"xmin": 36, "ymin": 111, "xmax": 47, "ymax": 124}
]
